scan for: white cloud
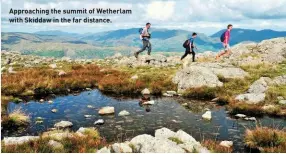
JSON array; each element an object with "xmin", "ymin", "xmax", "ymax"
[{"xmin": 146, "ymin": 1, "xmax": 175, "ymax": 21}]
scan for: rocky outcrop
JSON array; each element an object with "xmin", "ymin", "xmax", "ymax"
[
  {"xmin": 226, "ymin": 37, "xmax": 286, "ymax": 65},
  {"xmin": 272, "ymin": 75, "xmax": 286, "ymax": 85},
  {"xmin": 235, "ymin": 76, "xmax": 282, "ymax": 104},
  {"xmin": 105, "ymin": 54, "xmax": 181, "ymax": 68},
  {"xmin": 98, "ymin": 127, "xmax": 209, "ymax": 153},
  {"xmin": 173, "ymin": 63, "xmax": 247, "ymax": 92}
]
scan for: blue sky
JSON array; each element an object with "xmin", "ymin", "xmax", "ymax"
[{"xmin": 1, "ymin": 0, "xmax": 286, "ymax": 35}]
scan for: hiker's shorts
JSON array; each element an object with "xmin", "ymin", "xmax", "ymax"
[{"xmin": 223, "ymin": 43, "xmax": 230, "ymax": 51}]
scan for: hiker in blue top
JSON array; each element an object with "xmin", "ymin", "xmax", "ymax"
[
  {"xmin": 181, "ymin": 32, "xmax": 197, "ymax": 62},
  {"xmin": 134, "ymin": 23, "xmax": 151, "ymax": 58}
]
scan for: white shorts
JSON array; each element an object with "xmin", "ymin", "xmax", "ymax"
[{"xmin": 223, "ymin": 43, "xmax": 230, "ymax": 51}]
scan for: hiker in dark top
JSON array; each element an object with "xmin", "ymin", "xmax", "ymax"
[
  {"xmin": 181, "ymin": 32, "xmax": 197, "ymax": 62},
  {"xmin": 134, "ymin": 23, "xmax": 151, "ymax": 58}
]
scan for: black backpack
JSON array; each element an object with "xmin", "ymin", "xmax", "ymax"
[
  {"xmin": 220, "ymin": 31, "xmax": 226, "ymax": 42},
  {"xmin": 183, "ymin": 40, "xmax": 190, "ymax": 48}
]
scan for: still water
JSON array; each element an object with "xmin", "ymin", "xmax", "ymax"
[{"xmin": 4, "ymin": 89, "xmax": 286, "ymax": 152}]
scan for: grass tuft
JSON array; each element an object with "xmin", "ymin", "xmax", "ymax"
[{"xmin": 245, "ymin": 127, "xmax": 286, "ymax": 153}]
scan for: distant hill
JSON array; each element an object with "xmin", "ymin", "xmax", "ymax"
[
  {"xmin": 34, "ymin": 30, "xmax": 80, "ymax": 37},
  {"xmin": 211, "ymin": 28, "xmax": 286, "ymax": 45},
  {"xmin": 2, "ymin": 28, "xmax": 285, "ymax": 59}
]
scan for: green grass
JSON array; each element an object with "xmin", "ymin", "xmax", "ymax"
[{"xmin": 168, "ymin": 137, "xmax": 184, "ymax": 144}]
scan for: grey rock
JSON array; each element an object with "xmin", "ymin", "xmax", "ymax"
[
  {"xmin": 118, "ymin": 110, "xmax": 130, "ymax": 116},
  {"xmin": 235, "ymin": 93, "xmax": 265, "ymax": 104},
  {"xmin": 219, "ymin": 141, "xmax": 233, "ymax": 148},
  {"xmin": 155, "ymin": 127, "xmax": 176, "ymax": 139},
  {"xmin": 94, "ymin": 119, "xmax": 105, "ymax": 125},
  {"xmin": 279, "ymin": 100, "xmax": 286, "ymax": 105},
  {"xmin": 202, "ymin": 111, "xmax": 212, "ymax": 120},
  {"xmin": 248, "ymin": 77, "xmax": 272, "ymax": 93},
  {"xmin": 111, "ymin": 142, "xmax": 133, "ymax": 153},
  {"xmin": 235, "ymin": 114, "xmax": 246, "ymax": 118},
  {"xmin": 54, "ymin": 121, "xmax": 73, "ymax": 129},
  {"xmin": 173, "ymin": 65, "xmax": 223, "ymax": 92},
  {"xmin": 97, "ymin": 146, "xmax": 111, "ymax": 153},
  {"xmin": 130, "ymin": 134, "xmax": 185, "ymax": 153},
  {"xmin": 273, "ymin": 75, "xmax": 286, "ymax": 85},
  {"xmin": 98, "ymin": 106, "xmax": 115, "ymax": 115},
  {"xmin": 141, "ymin": 88, "xmax": 151, "ymax": 95}
]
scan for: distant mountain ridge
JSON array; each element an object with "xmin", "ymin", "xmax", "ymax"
[
  {"xmin": 211, "ymin": 28, "xmax": 286, "ymax": 45},
  {"xmin": 2, "ymin": 28, "xmax": 285, "ymax": 59}
]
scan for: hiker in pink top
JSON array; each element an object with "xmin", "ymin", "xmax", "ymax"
[{"xmin": 216, "ymin": 24, "xmax": 233, "ymax": 60}]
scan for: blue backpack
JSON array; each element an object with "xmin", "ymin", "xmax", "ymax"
[
  {"xmin": 220, "ymin": 31, "xmax": 226, "ymax": 42},
  {"xmin": 139, "ymin": 28, "xmax": 143, "ymax": 34}
]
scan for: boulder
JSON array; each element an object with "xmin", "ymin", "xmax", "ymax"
[
  {"xmin": 202, "ymin": 111, "xmax": 212, "ymax": 120},
  {"xmin": 235, "ymin": 114, "xmax": 246, "ymax": 118},
  {"xmin": 131, "ymin": 75, "xmax": 138, "ymax": 80},
  {"xmin": 244, "ymin": 117, "xmax": 257, "ymax": 121},
  {"xmin": 142, "ymin": 100, "xmax": 155, "ymax": 105},
  {"xmin": 118, "ymin": 110, "xmax": 130, "ymax": 116},
  {"xmin": 98, "ymin": 106, "xmax": 115, "ymax": 115},
  {"xmin": 166, "ymin": 91, "xmax": 177, "ymax": 95},
  {"xmin": 54, "ymin": 121, "xmax": 73, "ymax": 129},
  {"xmin": 51, "ymin": 109, "xmax": 58, "ymax": 113},
  {"xmin": 173, "ymin": 65, "xmax": 223, "ymax": 92},
  {"xmin": 141, "ymin": 88, "xmax": 151, "ymax": 95},
  {"xmin": 272, "ymin": 75, "xmax": 286, "ymax": 85},
  {"xmin": 248, "ymin": 77, "xmax": 272, "ymax": 93},
  {"xmin": 111, "ymin": 142, "xmax": 133, "ymax": 153},
  {"xmin": 130, "ymin": 134, "xmax": 185, "ymax": 153},
  {"xmin": 3, "ymin": 136, "xmax": 39, "ymax": 146},
  {"xmin": 84, "ymin": 115, "xmax": 92, "ymax": 118},
  {"xmin": 155, "ymin": 127, "xmax": 176, "ymax": 139},
  {"xmin": 235, "ymin": 93, "xmax": 265, "ymax": 104},
  {"xmin": 94, "ymin": 119, "xmax": 105, "ymax": 125},
  {"xmin": 97, "ymin": 146, "xmax": 111, "ymax": 153},
  {"xmin": 279, "ymin": 100, "xmax": 286, "ymax": 105},
  {"xmin": 219, "ymin": 141, "xmax": 233, "ymax": 148},
  {"xmin": 48, "ymin": 140, "xmax": 64, "ymax": 149}
]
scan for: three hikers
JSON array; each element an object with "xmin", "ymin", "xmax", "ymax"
[
  {"xmin": 134, "ymin": 23, "xmax": 152, "ymax": 58},
  {"xmin": 134, "ymin": 23, "xmax": 233, "ymax": 61},
  {"xmin": 216, "ymin": 24, "xmax": 233, "ymax": 60},
  {"xmin": 181, "ymin": 32, "xmax": 197, "ymax": 62}
]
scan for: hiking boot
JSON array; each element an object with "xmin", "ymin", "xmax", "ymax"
[{"xmin": 134, "ymin": 52, "xmax": 139, "ymax": 58}]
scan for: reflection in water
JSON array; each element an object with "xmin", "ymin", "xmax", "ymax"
[{"xmin": 3, "ymin": 89, "xmax": 286, "ymax": 152}]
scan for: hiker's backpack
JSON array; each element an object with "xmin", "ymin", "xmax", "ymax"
[
  {"xmin": 139, "ymin": 28, "xmax": 143, "ymax": 34},
  {"xmin": 183, "ymin": 40, "xmax": 190, "ymax": 48},
  {"xmin": 220, "ymin": 31, "xmax": 226, "ymax": 42}
]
